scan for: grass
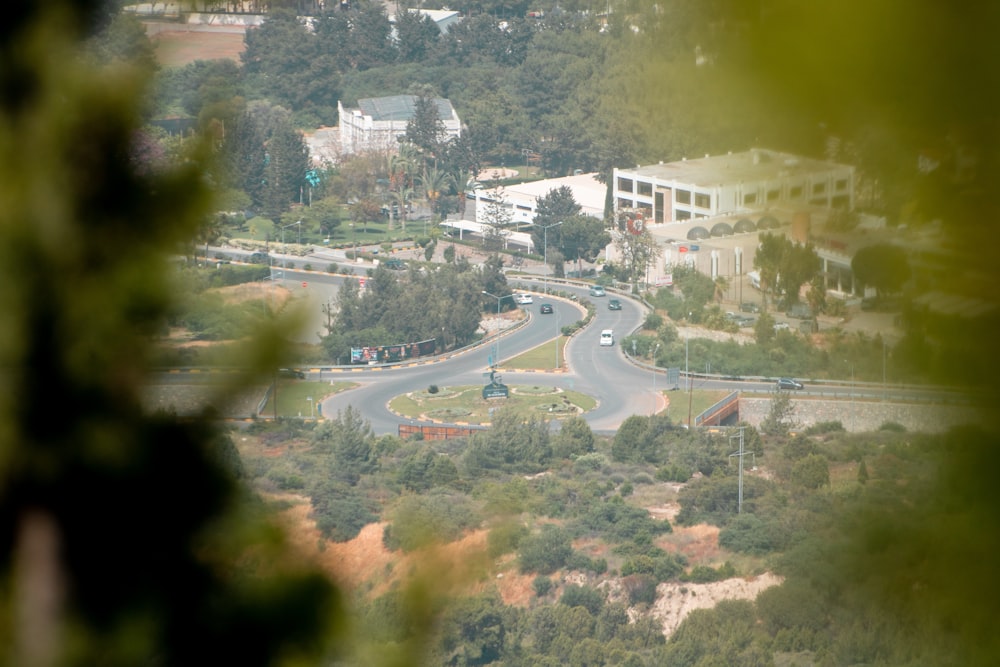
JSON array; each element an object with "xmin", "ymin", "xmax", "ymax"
[
  {"xmin": 390, "ymin": 384, "xmax": 597, "ymax": 424},
  {"xmin": 505, "ymin": 335, "xmax": 569, "ymax": 371},
  {"xmin": 664, "ymin": 389, "xmax": 730, "ymax": 426},
  {"xmin": 263, "ymin": 380, "xmax": 357, "ymax": 418}
]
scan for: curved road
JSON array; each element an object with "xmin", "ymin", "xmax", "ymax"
[{"xmin": 199, "ymin": 248, "xmax": 966, "ymax": 434}]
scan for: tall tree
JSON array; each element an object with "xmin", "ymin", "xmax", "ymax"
[
  {"xmin": 530, "ymin": 185, "xmax": 581, "ymax": 252},
  {"xmin": 851, "ymin": 243, "xmax": 912, "ymax": 297},
  {"xmin": 262, "ymin": 122, "xmax": 310, "ymax": 218},
  {"xmin": 559, "ymin": 214, "xmax": 611, "ymax": 277}
]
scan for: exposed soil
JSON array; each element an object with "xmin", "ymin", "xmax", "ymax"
[{"xmin": 146, "ymin": 23, "xmax": 247, "ymax": 68}]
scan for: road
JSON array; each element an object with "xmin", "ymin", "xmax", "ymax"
[{"xmin": 195, "ymin": 247, "xmax": 967, "ymax": 434}]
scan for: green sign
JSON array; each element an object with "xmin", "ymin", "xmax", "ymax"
[{"xmin": 482, "ymin": 383, "xmax": 509, "ymax": 399}]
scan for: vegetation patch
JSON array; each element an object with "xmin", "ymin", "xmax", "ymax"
[{"xmin": 389, "ymin": 385, "xmax": 595, "ymax": 424}]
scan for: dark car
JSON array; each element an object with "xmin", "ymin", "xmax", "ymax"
[
  {"xmin": 776, "ymin": 377, "xmax": 804, "ymax": 390},
  {"xmin": 248, "ymin": 251, "xmax": 270, "ymax": 265},
  {"xmin": 540, "ymin": 303, "xmax": 554, "ymax": 314},
  {"xmin": 740, "ymin": 302, "xmax": 760, "ymax": 313},
  {"xmin": 608, "ymin": 299, "xmax": 622, "ymax": 310},
  {"xmin": 278, "ymin": 368, "xmax": 306, "ymax": 379},
  {"xmin": 383, "ymin": 258, "xmax": 405, "ymax": 270}
]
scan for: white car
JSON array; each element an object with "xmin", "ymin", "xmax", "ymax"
[
  {"xmin": 773, "ymin": 321, "xmax": 791, "ymax": 331},
  {"xmin": 600, "ymin": 329, "xmax": 614, "ymax": 346},
  {"xmin": 514, "ymin": 293, "xmax": 533, "ymax": 305}
]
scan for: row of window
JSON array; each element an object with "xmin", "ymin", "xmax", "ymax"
[{"xmin": 617, "ymin": 177, "xmax": 850, "ymax": 209}]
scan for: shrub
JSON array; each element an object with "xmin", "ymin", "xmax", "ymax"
[
  {"xmin": 803, "ymin": 420, "xmax": 845, "ymax": 435},
  {"xmin": 533, "ymin": 576, "xmax": 553, "ymax": 597},
  {"xmin": 879, "ymin": 421, "xmax": 907, "ymax": 432},
  {"xmin": 326, "ymin": 262, "xmax": 339, "ymax": 273},
  {"xmin": 428, "ymin": 384, "xmax": 439, "ymax": 394},
  {"xmin": 644, "ymin": 312, "xmax": 663, "ymax": 331}
]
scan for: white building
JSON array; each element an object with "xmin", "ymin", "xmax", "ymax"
[
  {"xmin": 338, "ymin": 95, "xmax": 462, "ymax": 156},
  {"xmin": 471, "ymin": 172, "xmax": 607, "ymax": 228},
  {"xmin": 390, "ymin": 9, "xmax": 461, "ymax": 34},
  {"xmin": 613, "ymin": 148, "xmax": 855, "ymax": 225}
]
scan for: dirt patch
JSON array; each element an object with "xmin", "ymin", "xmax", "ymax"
[
  {"xmin": 652, "ymin": 573, "xmax": 783, "ymax": 637},
  {"xmin": 149, "ymin": 26, "xmax": 246, "ymax": 68}
]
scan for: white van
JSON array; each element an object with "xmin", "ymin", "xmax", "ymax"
[
  {"xmin": 514, "ymin": 293, "xmax": 533, "ymax": 305},
  {"xmin": 600, "ymin": 329, "xmax": 614, "ymax": 346}
]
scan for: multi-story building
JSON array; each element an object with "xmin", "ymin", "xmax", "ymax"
[
  {"xmin": 338, "ymin": 95, "xmax": 462, "ymax": 156},
  {"xmin": 612, "ymin": 148, "xmax": 855, "ymax": 224}
]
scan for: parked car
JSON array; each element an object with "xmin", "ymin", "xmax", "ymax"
[
  {"xmin": 736, "ymin": 316, "xmax": 755, "ymax": 327},
  {"xmin": 514, "ymin": 293, "xmax": 534, "ymax": 305},
  {"xmin": 600, "ymin": 329, "xmax": 614, "ymax": 346},
  {"xmin": 776, "ymin": 377, "xmax": 804, "ymax": 390},
  {"xmin": 773, "ymin": 321, "xmax": 791, "ymax": 331},
  {"xmin": 786, "ymin": 303, "xmax": 813, "ymax": 319},
  {"xmin": 740, "ymin": 302, "xmax": 760, "ymax": 313},
  {"xmin": 589, "ymin": 285, "xmax": 606, "ymax": 297},
  {"xmin": 608, "ymin": 299, "xmax": 622, "ymax": 310},
  {"xmin": 383, "ymin": 258, "xmax": 405, "ymax": 270},
  {"xmin": 539, "ymin": 303, "xmax": 554, "ymax": 314}
]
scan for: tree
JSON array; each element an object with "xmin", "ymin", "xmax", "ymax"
[
  {"xmin": 0, "ymin": 3, "xmax": 342, "ymax": 663},
  {"xmin": 480, "ymin": 181, "xmax": 513, "ymax": 251},
  {"xmin": 753, "ymin": 232, "xmax": 786, "ymax": 311},
  {"xmin": 261, "ymin": 121, "xmax": 310, "ymax": 218},
  {"xmin": 559, "ymin": 215, "xmax": 610, "ymax": 277},
  {"xmin": 519, "ymin": 524, "xmax": 573, "ymax": 574},
  {"xmin": 394, "ymin": 9, "xmax": 442, "ymax": 63},
  {"xmin": 530, "ymin": 186, "xmax": 581, "ymax": 251},
  {"xmin": 552, "ymin": 415, "xmax": 595, "ymax": 459},
  {"xmin": 778, "ymin": 241, "xmax": 822, "ymax": 306},
  {"xmin": 613, "ymin": 224, "xmax": 662, "ymax": 293},
  {"xmin": 761, "ymin": 388, "xmax": 797, "ymax": 437},
  {"xmin": 851, "ymin": 243, "xmax": 912, "ymax": 297}
]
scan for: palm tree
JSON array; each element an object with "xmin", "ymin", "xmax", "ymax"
[
  {"xmin": 423, "ymin": 165, "xmax": 455, "ymax": 221},
  {"xmin": 713, "ymin": 276, "xmax": 729, "ymax": 303}
]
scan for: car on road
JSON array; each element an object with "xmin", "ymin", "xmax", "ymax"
[
  {"xmin": 600, "ymin": 329, "xmax": 614, "ymax": 346},
  {"xmin": 608, "ymin": 299, "xmax": 622, "ymax": 310},
  {"xmin": 383, "ymin": 258, "xmax": 405, "ymax": 270},
  {"xmin": 736, "ymin": 316, "xmax": 755, "ymax": 327},
  {"xmin": 539, "ymin": 303, "xmax": 554, "ymax": 314},
  {"xmin": 776, "ymin": 377, "xmax": 804, "ymax": 390},
  {"xmin": 514, "ymin": 293, "xmax": 534, "ymax": 305},
  {"xmin": 589, "ymin": 285, "xmax": 606, "ymax": 297},
  {"xmin": 773, "ymin": 321, "xmax": 791, "ymax": 331},
  {"xmin": 740, "ymin": 302, "xmax": 760, "ymax": 313}
]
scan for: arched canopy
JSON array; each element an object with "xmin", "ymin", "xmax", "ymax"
[
  {"xmin": 687, "ymin": 226, "xmax": 710, "ymax": 240},
  {"xmin": 710, "ymin": 222, "xmax": 734, "ymax": 237},
  {"xmin": 734, "ymin": 218, "xmax": 756, "ymax": 233}
]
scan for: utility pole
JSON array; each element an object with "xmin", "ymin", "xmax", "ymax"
[{"xmin": 728, "ymin": 427, "xmax": 751, "ymax": 514}]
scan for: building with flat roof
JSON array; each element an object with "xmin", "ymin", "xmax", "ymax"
[
  {"xmin": 471, "ymin": 172, "xmax": 607, "ymax": 228},
  {"xmin": 338, "ymin": 95, "xmax": 461, "ymax": 156},
  {"xmin": 613, "ymin": 148, "xmax": 855, "ymax": 225}
]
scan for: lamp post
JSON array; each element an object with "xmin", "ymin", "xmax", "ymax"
[
  {"xmin": 306, "ymin": 396, "xmax": 314, "ymax": 419},
  {"xmin": 652, "ymin": 342, "xmax": 661, "ymax": 415},
  {"xmin": 543, "ymin": 220, "xmax": 564, "ymax": 295},
  {"xmin": 482, "ymin": 290, "xmax": 509, "ymax": 367},
  {"xmin": 845, "ymin": 360, "xmax": 855, "ymax": 431}
]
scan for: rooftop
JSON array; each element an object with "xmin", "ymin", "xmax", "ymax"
[
  {"xmin": 356, "ymin": 95, "xmax": 455, "ymax": 123},
  {"xmin": 622, "ymin": 148, "xmax": 852, "ymax": 187}
]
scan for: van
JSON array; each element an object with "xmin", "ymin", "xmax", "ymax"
[{"xmin": 600, "ymin": 329, "xmax": 614, "ymax": 346}]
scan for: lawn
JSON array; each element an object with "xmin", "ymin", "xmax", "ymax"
[
  {"xmin": 262, "ymin": 380, "xmax": 357, "ymax": 418},
  {"xmin": 504, "ymin": 336, "xmax": 568, "ymax": 371},
  {"xmin": 663, "ymin": 388, "xmax": 730, "ymax": 426}
]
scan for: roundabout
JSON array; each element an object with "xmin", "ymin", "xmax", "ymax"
[{"xmin": 389, "ymin": 385, "xmax": 597, "ymax": 426}]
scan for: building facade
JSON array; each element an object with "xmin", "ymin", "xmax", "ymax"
[
  {"xmin": 613, "ymin": 148, "xmax": 855, "ymax": 224},
  {"xmin": 338, "ymin": 95, "xmax": 462, "ymax": 156}
]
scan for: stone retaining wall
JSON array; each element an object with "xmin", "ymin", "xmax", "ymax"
[{"xmin": 738, "ymin": 397, "xmax": 983, "ymax": 433}]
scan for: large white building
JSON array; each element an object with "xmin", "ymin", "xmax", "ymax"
[
  {"xmin": 613, "ymin": 148, "xmax": 855, "ymax": 225},
  {"xmin": 338, "ymin": 95, "xmax": 462, "ymax": 156},
  {"xmin": 472, "ymin": 172, "xmax": 606, "ymax": 228}
]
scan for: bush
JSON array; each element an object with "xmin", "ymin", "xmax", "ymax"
[
  {"xmin": 428, "ymin": 384, "xmax": 439, "ymax": 394},
  {"xmin": 879, "ymin": 421, "xmax": 907, "ymax": 432},
  {"xmin": 644, "ymin": 312, "xmax": 663, "ymax": 331},
  {"xmin": 803, "ymin": 420, "xmax": 845, "ymax": 435},
  {"xmin": 326, "ymin": 262, "xmax": 339, "ymax": 273},
  {"xmin": 533, "ymin": 576, "xmax": 553, "ymax": 597}
]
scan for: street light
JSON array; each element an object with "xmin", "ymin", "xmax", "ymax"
[
  {"xmin": 542, "ymin": 220, "xmax": 564, "ymax": 295},
  {"xmin": 482, "ymin": 290, "xmax": 510, "ymax": 367},
  {"xmin": 652, "ymin": 342, "xmax": 661, "ymax": 415},
  {"xmin": 845, "ymin": 360, "xmax": 855, "ymax": 431}
]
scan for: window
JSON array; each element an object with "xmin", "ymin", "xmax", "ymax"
[
  {"xmin": 676, "ymin": 210, "xmax": 691, "ymax": 220},
  {"xmin": 812, "ymin": 182, "xmax": 826, "ymax": 195},
  {"xmin": 835, "ymin": 178, "xmax": 848, "ymax": 191},
  {"xmin": 789, "ymin": 185, "xmax": 803, "ymax": 199},
  {"xmin": 767, "ymin": 189, "xmax": 780, "ymax": 202},
  {"xmin": 637, "ymin": 181, "xmax": 652, "ymax": 196},
  {"xmin": 617, "ymin": 177, "xmax": 634, "ymax": 192},
  {"xmin": 743, "ymin": 193, "xmax": 757, "ymax": 205},
  {"xmin": 675, "ymin": 190, "xmax": 691, "ymax": 204},
  {"xmin": 694, "ymin": 193, "xmax": 711, "ymax": 208}
]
